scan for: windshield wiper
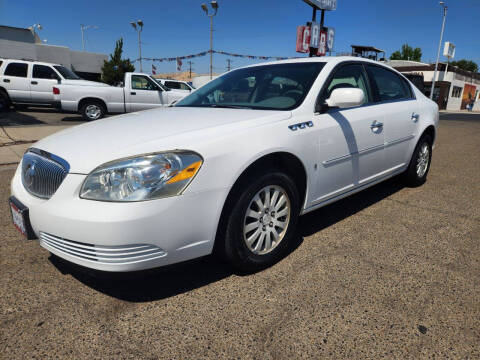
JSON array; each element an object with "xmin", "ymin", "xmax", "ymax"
[{"xmin": 201, "ymin": 104, "xmax": 253, "ymax": 109}]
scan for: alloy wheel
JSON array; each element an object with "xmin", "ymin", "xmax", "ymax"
[{"xmin": 243, "ymin": 185, "xmax": 291, "ymax": 255}]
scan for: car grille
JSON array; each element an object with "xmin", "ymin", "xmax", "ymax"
[
  {"xmin": 21, "ymin": 148, "xmax": 69, "ymax": 199},
  {"xmin": 40, "ymin": 232, "xmax": 167, "ymax": 264}
]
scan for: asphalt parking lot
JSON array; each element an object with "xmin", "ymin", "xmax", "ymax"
[{"xmin": 1, "ymin": 112, "xmax": 479, "ymax": 359}]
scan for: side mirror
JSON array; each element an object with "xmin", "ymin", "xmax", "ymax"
[{"xmin": 325, "ymin": 88, "xmax": 365, "ymax": 109}]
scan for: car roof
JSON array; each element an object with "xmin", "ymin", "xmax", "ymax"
[
  {"xmin": 241, "ymin": 56, "xmax": 390, "ymax": 69},
  {"xmin": 0, "ymin": 58, "xmax": 62, "ymax": 67}
]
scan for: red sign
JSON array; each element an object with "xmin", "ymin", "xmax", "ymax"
[
  {"xmin": 317, "ymin": 30, "xmax": 327, "ymax": 56},
  {"xmin": 297, "ymin": 26, "xmax": 328, "ymax": 56},
  {"xmin": 296, "ymin": 26, "xmax": 311, "ymax": 53}
]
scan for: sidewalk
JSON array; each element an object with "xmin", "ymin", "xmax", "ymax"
[{"xmin": 0, "ymin": 125, "xmax": 72, "ymax": 165}]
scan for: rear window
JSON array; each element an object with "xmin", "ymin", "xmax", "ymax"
[
  {"xmin": 367, "ymin": 65, "xmax": 413, "ymax": 102},
  {"xmin": 4, "ymin": 63, "xmax": 28, "ymax": 77}
]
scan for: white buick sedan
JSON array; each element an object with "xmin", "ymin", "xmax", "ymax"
[{"xmin": 9, "ymin": 57, "xmax": 438, "ymax": 272}]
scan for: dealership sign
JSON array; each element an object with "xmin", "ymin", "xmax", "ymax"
[
  {"xmin": 302, "ymin": 0, "xmax": 337, "ymax": 11},
  {"xmin": 296, "ymin": 25, "xmax": 327, "ymax": 55}
]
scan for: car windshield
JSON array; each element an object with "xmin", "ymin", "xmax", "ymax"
[
  {"xmin": 53, "ymin": 65, "xmax": 81, "ymax": 80},
  {"xmin": 175, "ymin": 62, "xmax": 325, "ymax": 110}
]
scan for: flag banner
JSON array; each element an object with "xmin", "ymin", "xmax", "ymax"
[{"xmin": 138, "ymin": 50, "xmax": 294, "ymax": 63}]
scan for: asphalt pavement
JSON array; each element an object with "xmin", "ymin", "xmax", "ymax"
[{"xmin": 0, "ymin": 113, "xmax": 479, "ymax": 359}]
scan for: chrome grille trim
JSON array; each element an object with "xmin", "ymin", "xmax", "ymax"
[
  {"xmin": 21, "ymin": 148, "xmax": 69, "ymax": 199},
  {"xmin": 40, "ymin": 232, "xmax": 167, "ymax": 264}
]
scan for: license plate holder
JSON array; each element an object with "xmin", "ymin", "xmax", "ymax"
[{"xmin": 9, "ymin": 196, "xmax": 36, "ymax": 240}]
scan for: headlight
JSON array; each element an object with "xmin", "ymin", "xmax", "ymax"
[{"xmin": 80, "ymin": 151, "xmax": 203, "ymax": 202}]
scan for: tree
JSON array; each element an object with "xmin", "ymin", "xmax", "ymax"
[
  {"xmin": 101, "ymin": 38, "xmax": 135, "ymax": 85},
  {"xmin": 390, "ymin": 44, "xmax": 422, "ymax": 62},
  {"xmin": 449, "ymin": 59, "xmax": 478, "ymax": 73}
]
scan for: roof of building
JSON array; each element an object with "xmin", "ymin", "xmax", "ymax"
[
  {"xmin": 0, "ymin": 25, "xmax": 41, "ymax": 44},
  {"xmin": 351, "ymin": 45, "xmax": 385, "ymax": 53}
]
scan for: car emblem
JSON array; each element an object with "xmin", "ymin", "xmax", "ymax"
[{"xmin": 24, "ymin": 160, "xmax": 37, "ymax": 187}]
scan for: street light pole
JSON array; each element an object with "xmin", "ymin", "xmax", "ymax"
[
  {"xmin": 131, "ymin": 20, "xmax": 144, "ymax": 72},
  {"xmin": 430, "ymin": 2, "xmax": 447, "ymax": 100},
  {"xmin": 201, "ymin": 1, "xmax": 218, "ymax": 79},
  {"xmin": 80, "ymin": 25, "xmax": 98, "ymax": 51}
]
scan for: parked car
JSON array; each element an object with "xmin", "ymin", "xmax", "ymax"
[
  {"xmin": 9, "ymin": 57, "xmax": 438, "ymax": 273},
  {"xmin": 0, "ymin": 58, "xmax": 95, "ymax": 110},
  {"xmin": 55, "ymin": 72, "xmax": 187, "ymax": 120},
  {"xmin": 154, "ymin": 78, "xmax": 195, "ymax": 93}
]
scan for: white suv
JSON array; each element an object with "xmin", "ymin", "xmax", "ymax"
[
  {"xmin": 155, "ymin": 78, "xmax": 194, "ymax": 93},
  {"xmin": 0, "ymin": 58, "xmax": 83, "ymax": 110}
]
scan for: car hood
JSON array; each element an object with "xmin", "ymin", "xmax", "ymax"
[
  {"xmin": 61, "ymin": 79, "xmax": 110, "ymax": 87},
  {"xmin": 34, "ymin": 107, "xmax": 292, "ymax": 174}
]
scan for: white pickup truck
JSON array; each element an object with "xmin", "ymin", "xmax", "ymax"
[{"xmin": 55, "ymin": 72, "xmax": 187, "ymax": 120}]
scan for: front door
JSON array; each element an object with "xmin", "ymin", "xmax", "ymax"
[
  {"xmin": 126, "ymin": 74, "xmax": 165, "ymax": 112},
  {"xmin": 312, "ymin": 63, "xmax": 386, "ymax": 204},
  {"xmin": 31, "ymin": 64, "xmax": 60, "ymax": 104}
]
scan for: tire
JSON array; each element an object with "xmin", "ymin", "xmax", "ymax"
[
  {"xmin": 402, "ymin": 135, "xmax": 432, "ymax": 187},
  {"xmin": 0, "ymin": 92, "xmax": 11, "ymax": 112},
  {"xmin": 223, "ymin": 171, "xmax": 300, "ymax": 272},
  {"xmin": 80, "ymin": 101, "xmax": 105, "ymax": 121}
]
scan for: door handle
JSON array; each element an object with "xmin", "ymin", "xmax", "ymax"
[
  {"xmin": 31, "ymin": 81, "xmax": 38, "ymax": 85},
  {"xmin": 131, "ymin": 92, "xmax": 136, "ymax": 95},
  {"xmin": 411, "ymin": 113, "xmax": 420, "ymax": 122},
  {"xmin": 3, "ymin": 79, "xmax": 10, "ymax": 83},
  {"xmin": 370, "ymin": 121, "xmax": 383, "ymax": 129}
]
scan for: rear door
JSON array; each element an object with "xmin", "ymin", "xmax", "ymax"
[
  {"xmin": 366, "ymin": 64, "xmax": 419, "ymax": 173},
  {"xmin": 2, "ymin": 62, "xmax": 30, "ymax": 102},
  {"xmin": 125, "ymin": 74, "xmax": 165, "ymax": 112},
  {"xmin": 312, "ymin": 62, "xmax": 386, "ymax": 204},
  {"xmin": 31, "ymin": 65, "xmax": 60, "ymax": 104}
]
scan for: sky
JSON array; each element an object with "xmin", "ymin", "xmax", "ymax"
[{"xmin": 0, "ymin": 0, "xmax": 479, "ymax": 74}]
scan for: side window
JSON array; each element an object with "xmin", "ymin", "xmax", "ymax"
[
  {"xmin": 33, "ymin": 65, "xmax": 59, "ymax": 80},
  {"xmin": 321, "ymin": 64, "xmax": 372, "ymax": 105},
  {"xmin": 131, "ymin": 75, "xmax": 159, "ymax": 90},
  {"xmin": 4, "ymin": 63, "xmax": 28, "ymax": 77},
  {"xmin": 179, "ymin": 83, "xmax": 191, "ymax": 91},
  {"xmin": 367, "ymin": 65, "xmax": 412, "ymax": 102},
  {"xmin": 165, "ymin": 81, "xmax": 181, "ymax": 90}
]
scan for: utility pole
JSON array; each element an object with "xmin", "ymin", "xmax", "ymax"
[
  {"xmin": 226, "ymin": 59, "xmax": 232, "ymax": 71},
  {"xmin": 130, "ymin": 20, "xmax": 144, "ymax": 72},
  {"xmin": 430, "ymin": 2, "xmax": 447, "ymax": 100},
  {"xmin": 201, "ymin": 1, "xmax": 219, "ymax": 79},
  {"xmin": 187, "ymin": 61, "xmax": 194, "ymax": 79}
]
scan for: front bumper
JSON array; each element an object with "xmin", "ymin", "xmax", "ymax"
[{"xmin": 10, "ymin": 165, "xmax": 228, "ymax": 272}]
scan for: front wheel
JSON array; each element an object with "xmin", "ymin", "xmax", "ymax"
[
  {"xmin": 80, "ymin": 101, "xmax": 105, "ymax": 121},
  {"xmin": 402, "ymin": 135, "xmax": 432, "ymax": 187},
  {"xmin": 223, "ymin": 171, "xmax": 300, "ymax": 272}
]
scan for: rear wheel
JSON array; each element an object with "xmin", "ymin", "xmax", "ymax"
[
  {"xmin": 80, "ymin": 101, "xmax": 105, "ymax": 121},
  {"xmin": 223, "ymin": 171, "xmax": 300, "ymax": 272},
  {"xmin": 402, "ymin": 135, "xmax": 432, "ymax": 187}
]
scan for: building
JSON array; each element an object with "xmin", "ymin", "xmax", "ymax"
[
  {"xmin": 386, "ymin": 59, "xmax": 480, "ymax": 112},
  {"xmin": 0, "ymin": 25, "xmax": 107, "ymax": 81}
]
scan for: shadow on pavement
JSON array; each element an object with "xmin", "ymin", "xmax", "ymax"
[
  {"xmin": 49, "ymin": 176, "xmax": 405, "ymax": 302},
  {"xmin": 0, "ymin": 110, "xmax": 45, "ymax": 126}
]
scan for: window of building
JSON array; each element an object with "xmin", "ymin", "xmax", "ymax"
[
  {"xmin": 4, "ymin": 63, "xmax": 28, "ymax": 77},
  {"xmin": 451, "ymin": 86, "xmax": 463, "ymax": 98}
]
